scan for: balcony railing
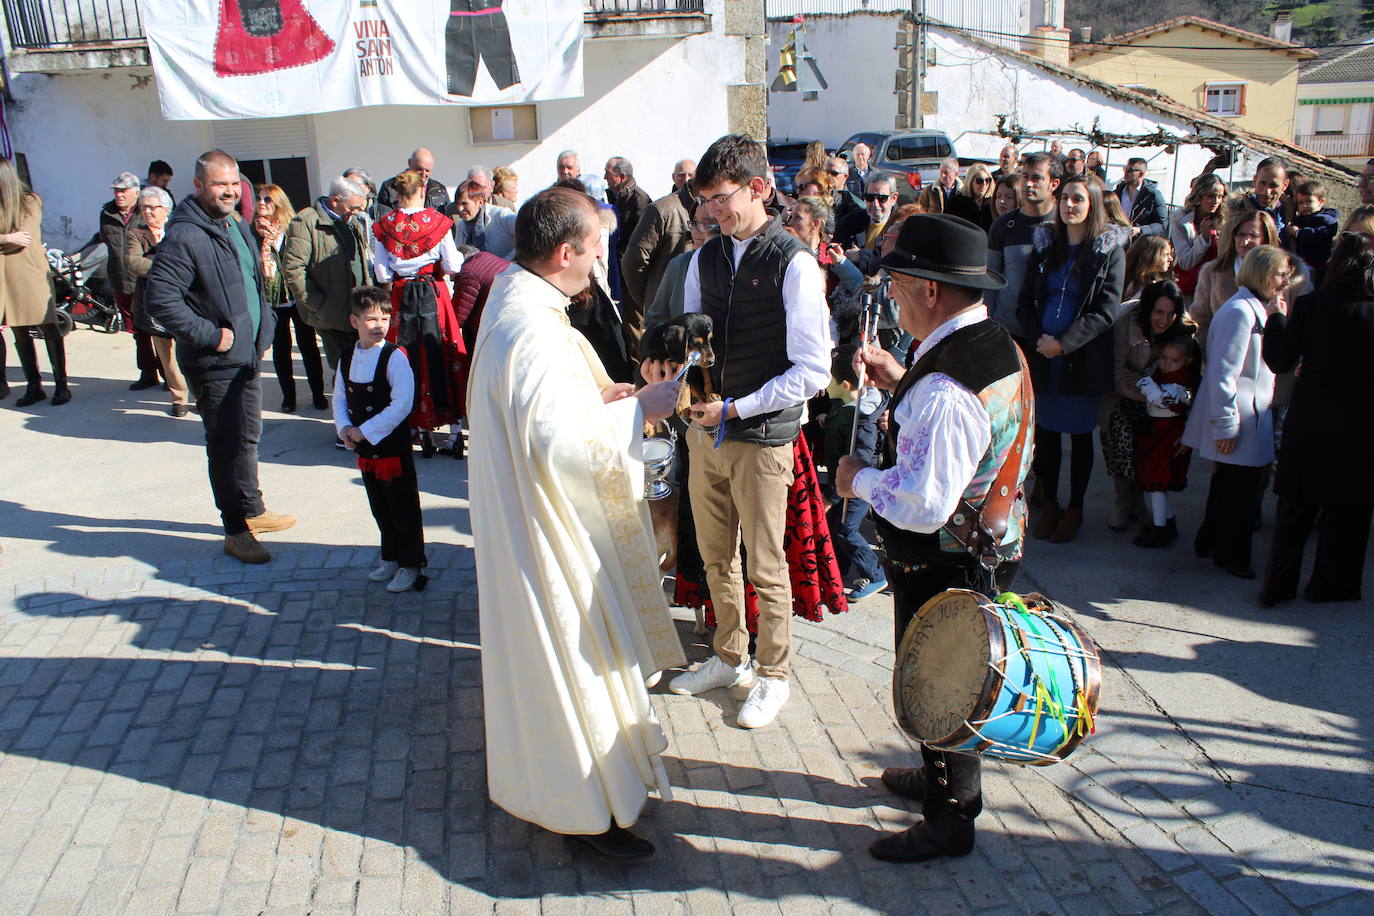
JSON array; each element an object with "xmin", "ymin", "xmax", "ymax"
[
  {"xmin": 4, "ymin": 0, "xmax": 142, "ymax": 49},
  {"xmin": 587, "ymin": 0, "xmax": 703, "ymax": 11},
  {"xmin": 3, "ymin": 0, "xmax": 704, "ymax": 52},
  {"xmin": 1296, "ymin": 132, "xmax": 1374, "ymax": 159}
]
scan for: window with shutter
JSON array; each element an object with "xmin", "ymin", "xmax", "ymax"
[{"xmin": 1204, "ymin": 83, "xmax": 1246, "ymax": 118}]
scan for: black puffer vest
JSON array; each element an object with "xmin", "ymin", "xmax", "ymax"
[{"xmin": 697, "ymin": 218, "xmax": 809, "ymax": 445}]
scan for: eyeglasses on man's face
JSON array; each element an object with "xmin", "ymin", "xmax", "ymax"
[
  {"xmin": 697, "ymin": 184, "xmax": 748, "ymax": 209},
  {"xmin": 862, "ymin": 192, "xmax": 895, "ymax": 202}
]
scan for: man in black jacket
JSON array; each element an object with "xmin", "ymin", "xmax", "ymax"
[
  {"xmin": 375, "ymin": 148, "xmax": 450, "ymax": 215},
  {"xmin": 101, "ymin": 171, "xmax": 161, "ymax": 388},
  {"xmin": 145, "ymin": 149, "xmax": 295, "ymax": 565},
  {"xmin": 1113, "ymin": 158, "xmax": 1167, "ymax": 240}
]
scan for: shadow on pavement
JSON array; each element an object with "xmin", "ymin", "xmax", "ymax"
[{"xmin": 2, "ymin": 582, "xmax": 1369, "ymax": 906}]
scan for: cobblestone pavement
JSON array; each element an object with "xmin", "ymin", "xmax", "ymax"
[{"xmin": 1, "ymin": 331, "xmax": 1371, "ymax": 914}]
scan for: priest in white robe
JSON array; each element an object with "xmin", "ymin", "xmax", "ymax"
[{"xmin": 467, "ymin": 187, "xmax": 686, "ymax": 862}]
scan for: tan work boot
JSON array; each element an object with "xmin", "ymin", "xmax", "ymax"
[
  {"xmin": 224, "ymin": 531, "xmax": 271, "ymax": 564},
  {"xmin": 246, "ymin": 509, "xmax": 296, "ymax": 534}
]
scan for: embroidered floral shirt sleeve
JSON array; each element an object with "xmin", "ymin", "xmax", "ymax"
[{"xmin": 852, "ymin": 373, "xmax": 991, "ymax": 534}]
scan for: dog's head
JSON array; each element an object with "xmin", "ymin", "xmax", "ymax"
[
  {"xmin": 643, "ymin": 314, "xmax": 715, "ymax": 368},
  {"xmin": 679, "ymin": 313, "xmax": 716, "ymax": 368}
]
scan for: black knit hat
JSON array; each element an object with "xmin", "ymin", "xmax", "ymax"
[{"xmin": 879, "ymin": 213, "xmax": 1005, "ymax": 291}]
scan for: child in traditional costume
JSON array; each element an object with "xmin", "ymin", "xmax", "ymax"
[{"xmin": 334, "ymin": 287, "xmax": 427, "ymax": 592}]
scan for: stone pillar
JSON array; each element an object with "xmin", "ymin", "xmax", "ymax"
[{"xmin": 725, "ymin": 0, "xmax": 766, "ymax": 140}]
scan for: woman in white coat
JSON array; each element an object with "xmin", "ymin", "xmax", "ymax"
[
  {"xmin": 1183, "ymin": 245, "xmax": 1291, "ymax": 578},
  {"xmin": 1169, "ymin": 173, "xmax": 1224, "ymax": 299}
]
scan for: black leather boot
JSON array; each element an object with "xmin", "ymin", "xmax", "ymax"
[
  {"xmin": 871, "ymin": 749, "xmax": 980, "ymax": 863},
  {"xmin": 879, "ymin": 767, "xmax": 925, "ymax": 801},
  {"xmin": 43, "ymin": 325, "xmax": 71, "ymax": 404}
]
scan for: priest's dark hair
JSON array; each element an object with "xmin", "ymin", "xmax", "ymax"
[
  {"xmin": 694, "ymin": 134, "xmax": 769, "ymax": 191},
  {"xmin": 515, "ymin": 187, "xmax": 599, "ymax": 263}
]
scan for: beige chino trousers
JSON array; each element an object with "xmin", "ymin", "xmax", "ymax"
[{"xmin": 687, "ymin": 426, "xmax": 795, "ymax": 679}]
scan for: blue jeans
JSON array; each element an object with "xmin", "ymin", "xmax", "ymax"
[{"xmin": 827, "ymin": 497, "xmax": 883, "ymax": 583}]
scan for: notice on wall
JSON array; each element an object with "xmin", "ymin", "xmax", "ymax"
[
  {"xmin": 143, "ymin": 0, "xmax": 585, "ymax": 120},
  {"xmin": 490, "ymin": 107, "xmax": 516, "ymax": 141}
]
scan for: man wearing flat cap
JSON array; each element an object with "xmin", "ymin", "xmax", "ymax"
[
  {"xmin": 102, "ymin": 171, "xmax": 163, "ymax": 389},
  {"xmin": 835, "ymin": 213, "xmax": 1033, "ymax": 863}
]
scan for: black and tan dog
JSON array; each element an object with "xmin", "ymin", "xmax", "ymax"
[{"xmin": 641, "ymin": 313, "xmax": 718, "ymax": 420}]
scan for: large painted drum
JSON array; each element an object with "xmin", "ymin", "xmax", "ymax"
[{"xmin": 893, "ymin": 589, "xmax": 1101, "ymax": 765}]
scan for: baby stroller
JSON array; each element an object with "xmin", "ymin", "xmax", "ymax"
[{"xmin": 47, "ymin": 237, "xmax": 120, "ymax": 336}]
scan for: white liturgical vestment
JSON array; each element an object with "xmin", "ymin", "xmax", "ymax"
[{"xmin": 468, "ymin": 264, "xmax": 685, "ymax": 834}]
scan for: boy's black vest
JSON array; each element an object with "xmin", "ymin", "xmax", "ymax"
[
  {"xmin": 696, "ymin": 218, "xmax": 809, "ymax": 446},
  {"xmin": 875, "ymin": 320, "xmax": 1026, "ymax": 568},
  {"xmin": 341, "ymin": 343, "xmax": 412, "ymax": 460}
]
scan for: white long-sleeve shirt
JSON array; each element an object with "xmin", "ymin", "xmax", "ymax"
[
  {"xmin": 682, "ymin": 235, "xmax": 830, "ymax": 419},
  {"xmin": 852, "ymin": 308, "xmax": 992, "ymax": 533},
  {"xmin": 372, "ymin": 208, "xmax": 464, "ymax": 283},
  {"xmin": 332, "ymin": 342, "xmax": 415, "ymax": 446}
]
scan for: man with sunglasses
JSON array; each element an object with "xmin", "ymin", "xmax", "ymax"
[
  {"xmin": 845, "ymin": 174, "xmax": 900, "ymax": 271},
  {"xmin": 647, "ymin": 135, "xmax": 830, "ymax": 730},
  {"xmin": 283, "ymin": 175, "xmax": 372, "ymax": 372},
  {"xmin": 1113, "ymin": 157, "xmax": 1166, "ymax": 240},
  {"xmin": 826, "ymin": 155, "xmax": 865, "ymax": 236}
]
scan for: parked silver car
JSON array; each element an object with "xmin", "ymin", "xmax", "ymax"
[{"xmin": 837, "ymin": 129, "xmax": 958, "ymax": 200}]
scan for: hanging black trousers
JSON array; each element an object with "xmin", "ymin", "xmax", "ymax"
[{"xmin": 445, "ymin": 0, "xmax": 520, "ymax": 97}]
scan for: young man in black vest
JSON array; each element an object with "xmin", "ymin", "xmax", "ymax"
[
  {"xmin": 655, "ymin": 135, "xmax": 830, "ymax": 729},
  {"xmin": 836, "ymin": 214, "xmax": 1032, "ymax": 862}
]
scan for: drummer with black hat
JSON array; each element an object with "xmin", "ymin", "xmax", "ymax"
[{"xmin": 835, "ymin": 213, "xmax": 1034, "ymax": 862}]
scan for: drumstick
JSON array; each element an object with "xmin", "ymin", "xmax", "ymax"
[{"xmin": 841, "ymin": 298, "xmax": 878, "ymax": 518}]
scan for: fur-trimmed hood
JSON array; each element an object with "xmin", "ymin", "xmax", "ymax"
[{"xmin": 1030, "ymin": 222, "xmax": 1131, "ymax": 255}]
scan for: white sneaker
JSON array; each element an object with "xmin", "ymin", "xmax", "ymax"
[
  {"xmin": 668, "ymin": 656, "xmax": 755, "ymax": 696},
  {"xmin": 369, "ymin": 560, "xmax": 399, "ymax": 582},
  {"xmin": 737, "ymin": 676, "xmax": 790, "ymax": 729},
  {"xmin": 386, "ymin": 567, "xmax": 420, "ymax": 593}
]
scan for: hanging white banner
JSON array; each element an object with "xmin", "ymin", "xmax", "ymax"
[{"xmin": 144, "ymin": 0, "xmax": 585, "ymax": 121}]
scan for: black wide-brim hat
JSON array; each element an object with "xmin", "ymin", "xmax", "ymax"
[{"xmin": 879, "ymin": 212, "xmax": 1005, "ymax": 291}]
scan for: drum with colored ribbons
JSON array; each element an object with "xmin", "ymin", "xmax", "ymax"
[{"xmin": 894, "ymin": 589, "xmax": 1101, "ymax": 765}]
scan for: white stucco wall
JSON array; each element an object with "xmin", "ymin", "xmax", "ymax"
[
  {"xmin": 9, "ymin": 23, "xmax": 742, "ymax": 251},
  {"xmin": 766, "ymin": 14, "xmax": 900, "ymax": 148},
  {"xmin": 7, "ymin": 69, "xmax": 211, "ymax": 249}
]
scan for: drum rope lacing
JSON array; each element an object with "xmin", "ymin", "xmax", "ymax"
[{"xmin": 953, "ymin": 595, "xmax": 1096, "ymax": 762}]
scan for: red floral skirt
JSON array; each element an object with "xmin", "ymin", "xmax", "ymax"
[
  {"xmin": 673, "ymin": 435, "xmax": 849, "ymax": 630},
  {"xmin": 386, "ymin": 275, "xmax": 468, "ymax": 431}
]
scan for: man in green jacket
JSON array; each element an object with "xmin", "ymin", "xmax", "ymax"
[{"xmin": 282, "ymin": 176, "xmax": 370, "ymax": 371}]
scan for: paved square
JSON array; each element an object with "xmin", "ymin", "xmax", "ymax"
[{"xmin": 2, "ymin": 331, "xmax": 1370, "ymax": 913}]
